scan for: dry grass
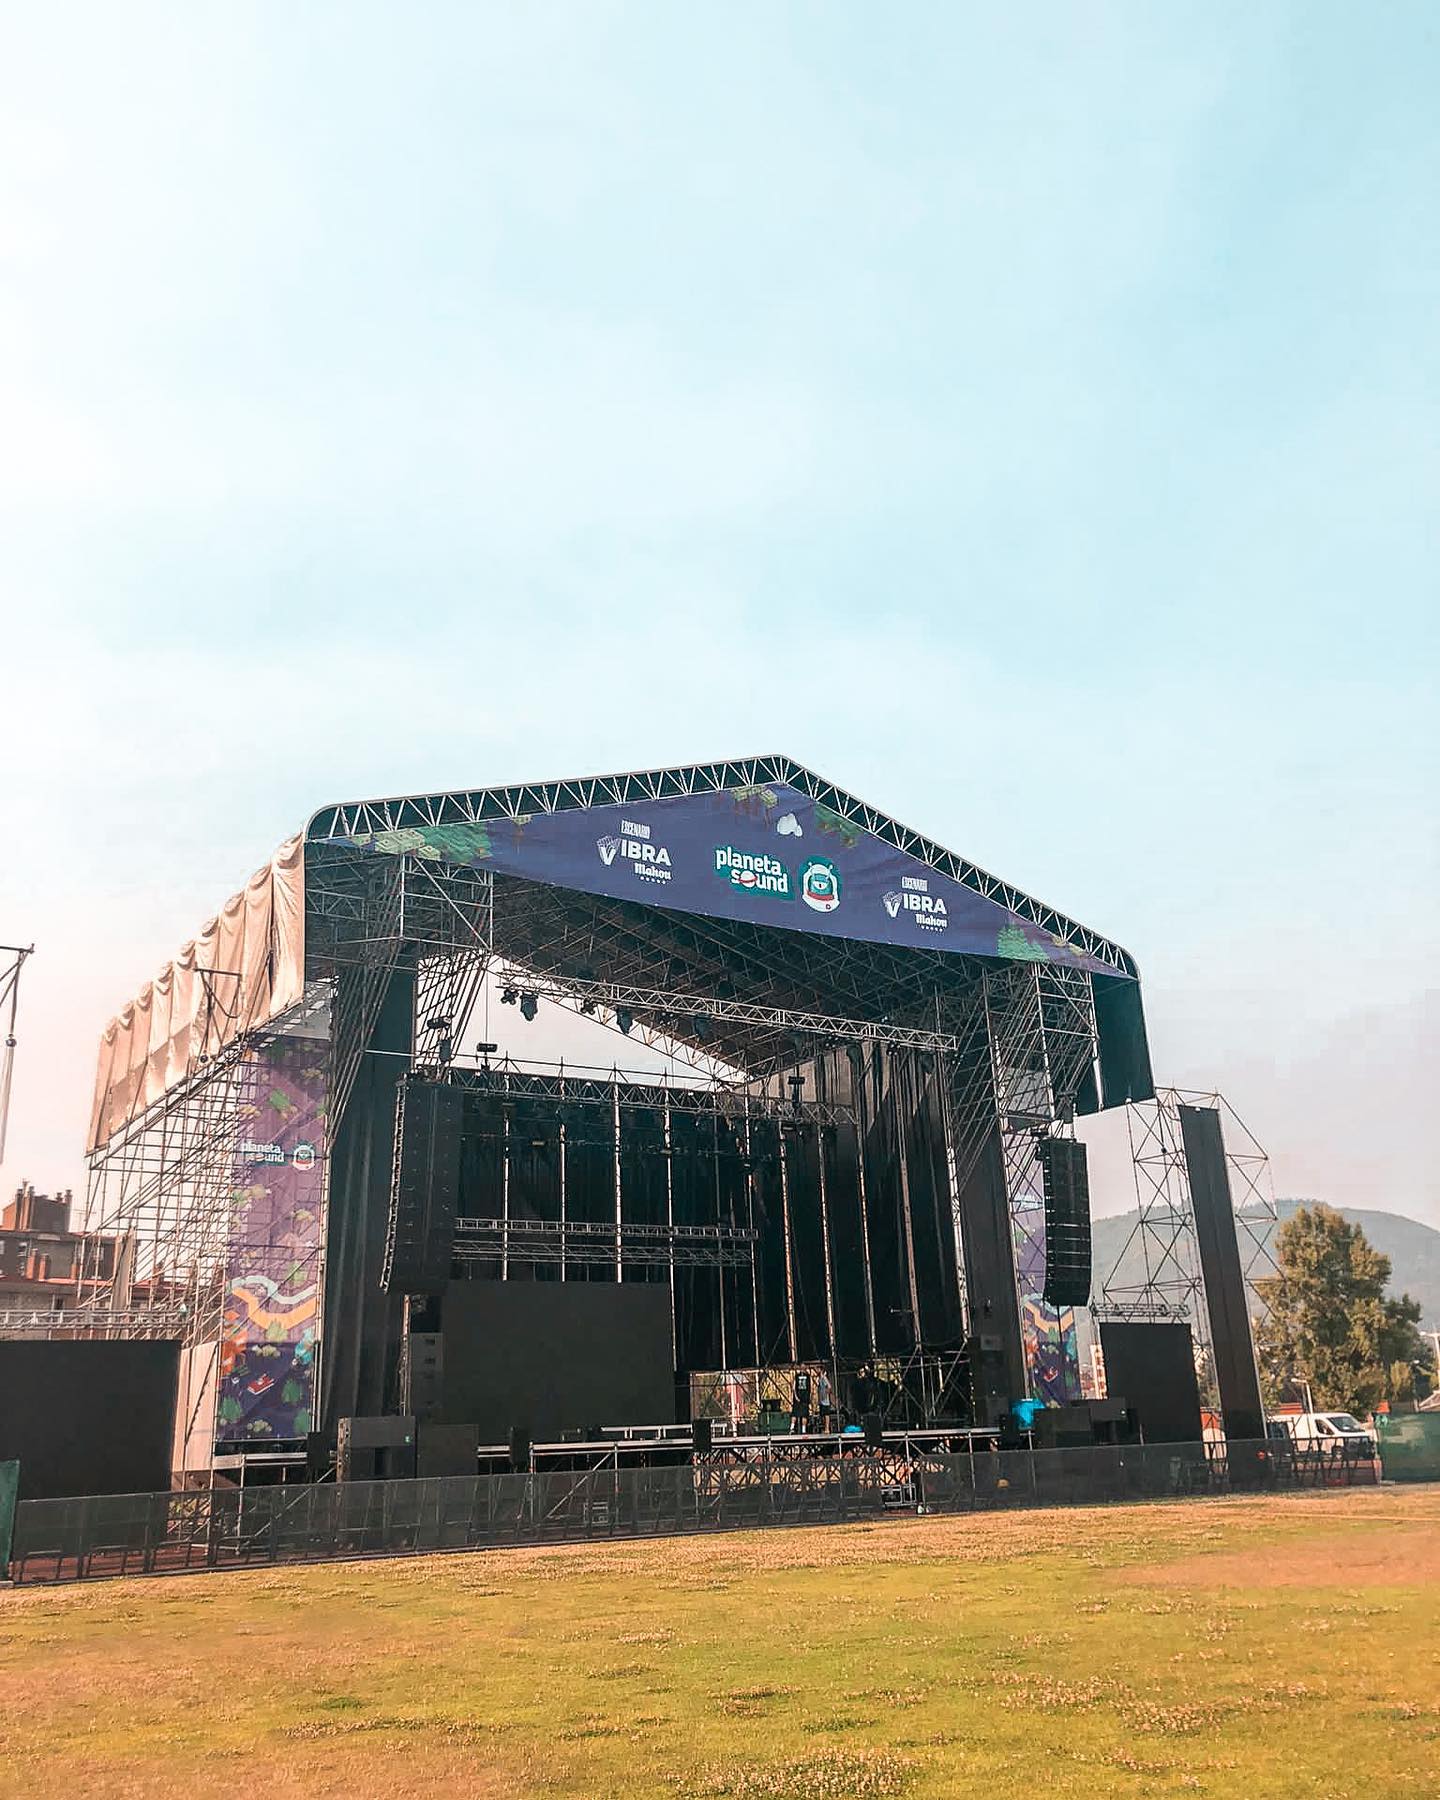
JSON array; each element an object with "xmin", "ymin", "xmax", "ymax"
[{"xmin": 2, "ymin": 1486, "xmax": 1437, "ymax": 1798}]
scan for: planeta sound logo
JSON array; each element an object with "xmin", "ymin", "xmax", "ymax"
[
  {"xmin": 714, "ymin": 845, "xmax": 792, "ymax": 898},
  {"xmin": 799, "ymin": 856, "xmax": 841, "ymax": 914}
]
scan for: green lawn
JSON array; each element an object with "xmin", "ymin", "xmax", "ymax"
[{"xmin": 2, "ymin": 1486, "xmax": 1436, "ymax": 1798}]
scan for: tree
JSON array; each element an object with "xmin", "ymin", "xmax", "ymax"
[{"xmin": 1253, "ymin": 1203, "xmax": 1435, "ymax": 1416}]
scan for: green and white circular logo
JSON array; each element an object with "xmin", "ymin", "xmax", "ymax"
[{"xmin": 799, "ymin": 856, "xmax": 841, "ymax": 914}]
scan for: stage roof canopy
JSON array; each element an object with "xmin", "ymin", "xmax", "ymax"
[
  {"xmin": 92, "ymin": 756, "xmax": 1151, "ymax": 1152},
  {"xmin": 307, "ymin": 754, "xmax": 1137, "ymax": 977}
]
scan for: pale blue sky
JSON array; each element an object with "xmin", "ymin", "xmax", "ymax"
[{"xmin": 3, "ymin": 6, "xmax": 1436, "ymax": 1226}]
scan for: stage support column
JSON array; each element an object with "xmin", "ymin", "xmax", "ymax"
[
  {"xmin": 320, "ymin": 960, "xmax": 416, "ymax": 1433},
  {"xmin": 1178, "ymin": 1103, "xmax": 1266, "ymax": 1443},
  {"xmin": 956, "ymin": 1126, "xmax": 1027, "ymax": 1421}
]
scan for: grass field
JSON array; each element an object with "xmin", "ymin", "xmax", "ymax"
[{"xmin": 2, "ymin": 1486, "xmax": 1437, "ymax": 1799}]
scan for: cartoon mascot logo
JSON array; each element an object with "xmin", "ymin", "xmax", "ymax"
[{"xmin": 799, "ymin": 856, "xmax": 842, "ymax": 914}]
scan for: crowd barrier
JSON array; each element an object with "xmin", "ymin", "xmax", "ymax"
[{"xmin": 5, "ymin": 1437, "xmax": 1379, "ymax": 1585}]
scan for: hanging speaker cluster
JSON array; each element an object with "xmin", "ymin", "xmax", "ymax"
[
  {"xmin": 1038, "ymin": 1137, "xmax": 1092, "ymax": 1308},
  {"xmin": 382, "ymin": 1078, "xmax": 464, "ymax": 1293}
]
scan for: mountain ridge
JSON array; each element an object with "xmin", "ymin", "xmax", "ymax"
[{"xmin": 1090, "ymin": 1199, "xmax": 1440, "ymax": 1331}]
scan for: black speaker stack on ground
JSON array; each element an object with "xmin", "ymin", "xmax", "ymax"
[
  {"xmin": 382, "ymin": 1077, "xmax": 464, "ymax": 1293},
  {"xmin": 966, "ymin": 1331, "xmax": 1010, "ymax": 1425},
  {"xmin": 1038, "ymin": 1137, "xmax": 1092, "ymax": 1307},
  {"xmin": 336, "ymin": 1414, "xmax": 417, "ymax": 1482},
  {"xmin": 334, "ymin": 1414, "xmax": 480, "ymax": 1480},
  {"xmin": 415, "ymin": 1422, "xmax": 480, "ymax": 1479}
]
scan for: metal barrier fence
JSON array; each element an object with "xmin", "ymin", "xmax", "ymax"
[{"xmin": 6, "ymin": 1438, "xmax": 1379, "ymax": 1585}]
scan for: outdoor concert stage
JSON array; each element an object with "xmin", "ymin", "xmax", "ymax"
[{"xmin": 77, "ymin": 757, "xmax": 1154, "ymax": 1482}]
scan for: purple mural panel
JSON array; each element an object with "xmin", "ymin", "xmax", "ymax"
[
  {"xmin": 1010, "ymin": 1185, "xmax": 1084, "ymax": 1406},
  {"xmin": 216, "ymin": 1033, "xmax": 329, "ymax": 1442},
  {"xmin": 325, "ymin": 782, "xmax": 1122, "ymax": 976}
]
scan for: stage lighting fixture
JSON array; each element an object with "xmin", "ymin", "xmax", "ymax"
[
  {"xmin": 500, "ymin": 987, "xmax": 518, "ymax": 1006},
  {"xmin": 474, "ymin": 1041, "xmax": 497, "ymax": 1056},
  {"xmin": 616, "ymin": 1007, "xmax": 634, "ymax": 1036},
  {"xmin": 519, "ymin": 992, "xmax": 538, "ymax": 1022},
  {"xmin": 580, "ymin": 998, "xmax": 597, "ymax": 1015},
  {"xmin": 424, "ymin": 1014, "xmax": 450, "ymax": 1034}
]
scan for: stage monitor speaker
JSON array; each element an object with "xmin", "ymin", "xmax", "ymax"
[
  {"xmin": 1038, "ymin": 1138, "xmax": 1092, "ymax": 1307},
  {"xmin": 692, "ymin": 1417, "xmax": 713, "ymax": 1455},
  {"xmin": 1179, "ymin": 1104, "xmax": 1267, "ymax": 1442},
  {"xmin": 508, "ymin": 1425, "xmax": 531, "ymax": 1472},
  {"xmin": 383, "ymin": 1078, "xmax": 464, "ymax": 1293},
  {"xmin": 863, "ymin": 1412, "xmax": 884, "ymax": 1448}
]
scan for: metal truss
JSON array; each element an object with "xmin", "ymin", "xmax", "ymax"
[
  {"xmin": 935, "ymin": 962, "xmax": 1097, "ymax": 1370},
  {"xmin": 0, "ymin": 1306, "xmax": 187, "ymax": 1340},
  {"xmin": 474, "ymin": 850, "xmax": 996, "ymax": 1080},
  {"xmin": 75, "ymin": 851, "xmax": 497, "ymax": 1352},
  {"xmin": 689, "ymin": 1349, "xmax": 971, "ymax": 1432},
  {"xmin": 306, "ymin": 852, "xmax": 495, "ymax": 1132},
  {"xmin": 943, "ymin": 961, "xmax": 1097, "ymax": 1174},
  {"xmin": 1093, "ymin": 1088, "xmax": 1280, "ymax": 1371},
  {"xmin": 491, "ymin": 965, "xmax": 961, "ymax": 1055},
  {"xmin": 424, "ymin": 1062, "xmax": 859, "ymax": 1129},
  {"xmin": 76, "ymin": 1038, "xmax": 262, "ymax": 1347},
  {"xmin": 304, "ymin": 754, "xmax": 1136, "ymax": 974},
  {"xmin": 452, "ymin": 1216, "xmax": 757, "ymax": 1269}
]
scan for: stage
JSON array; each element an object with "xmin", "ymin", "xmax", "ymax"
[{"xmin": 74, "ymin": 756, "xmax": 1156, "ymax": 1487}]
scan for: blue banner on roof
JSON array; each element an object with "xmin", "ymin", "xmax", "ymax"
[{"xmin": 324, "ymin": 782, "xmax": 1119, "ymax": 975}]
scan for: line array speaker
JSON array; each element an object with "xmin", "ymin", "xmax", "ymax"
[
  {"xmin": 400, "ymin": 1331, "xmax": 444, "ymax": 1421},
  {"xmin": 382, "ymin": 1078, "xmax": 464, "ymax": 1293},
  {"xmin": 1179, "ymin": 1103, "xmax": 1266, "ymax": 1442},
  {"xmin": 1038, "ymin": 1137, "xmax": 1092, "ymax": 1308}
]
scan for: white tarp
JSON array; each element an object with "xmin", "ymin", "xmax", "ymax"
[{"xmin": 87, "ymin": 836, "xmax": 306, "ymax": 1152}]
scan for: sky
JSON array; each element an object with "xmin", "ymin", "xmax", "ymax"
[{"xmin": 2, "ymin": 5, "xmax": 1436, "ymax": 1227}]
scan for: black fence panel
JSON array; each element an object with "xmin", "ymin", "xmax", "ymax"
[{"xmin": 6, "ymin": 1439, "xmax": 1380, "ymax": 1585}]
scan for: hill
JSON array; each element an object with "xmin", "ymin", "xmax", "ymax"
[{"xmin": 1091, "ymin": 1199, "xmax": 1440, "ymax": 1330}]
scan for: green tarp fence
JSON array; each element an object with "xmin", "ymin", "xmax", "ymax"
[
  {"xmin": 0, "ymin": 1461, "xmax": 18, "ymax": 1580},
  {"xmin": 1376, "ymin": 1412, "xmax": 1440, "ymax": 1483}
]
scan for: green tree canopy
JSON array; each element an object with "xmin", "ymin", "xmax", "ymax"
[{"xmin": 1254, "ymin": 1203, "xmax": 1435, "ymax": 1415}]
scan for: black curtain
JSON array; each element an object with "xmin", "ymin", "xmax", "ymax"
[
  {"xmin": 670, "ymin": 1110, "xmax": 722, "ymax": 1373},
  {"xmin": 749, "ymin": 1115, "xmax": 790, "ymax": 1365},
  {"xmin": 319, "ymin": 962, "xmax": 414, "ymax": 1431}
]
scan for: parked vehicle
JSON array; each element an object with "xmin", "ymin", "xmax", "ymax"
[{"xmin": 1281, "ymin": 1412, "xmax": 1378, "ymax": 1456}]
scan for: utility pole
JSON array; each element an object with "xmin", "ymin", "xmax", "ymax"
[{"xmin": 0, "ymin": 944, "xmax": 34, "ymax": 1166}]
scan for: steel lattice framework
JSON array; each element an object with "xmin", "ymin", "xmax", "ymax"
[
  {"xmin": 452, "ymin": 1217, "xmax": 759, "ymax": 1269},
  {"xmin": 306, "ymin": 755, "xmax": 1136, "ymax": 976},
  {"xmin": 1093, "ymin": 1089, "xmax": 1279, "ymax": 1388}
]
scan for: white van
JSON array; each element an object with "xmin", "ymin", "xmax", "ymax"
[{"xmin": 1284, "ymin": 1412, "xmax": 1377, "ymax": 1455}]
